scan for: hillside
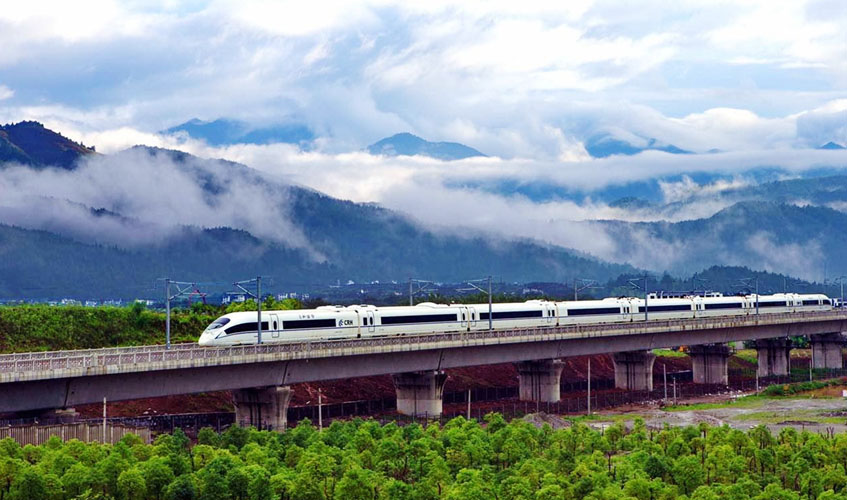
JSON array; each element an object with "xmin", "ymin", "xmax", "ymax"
[
  {"xmin": 0, "ymin": 121, "xmax": 96, "ymax": 169},
  {"xmin": 595, "ymin": 201, "xmax": 847, "ymax": 277},
  {"xmin": 367, "ymin": 132, "xmax": 486, "ymax": 160}
]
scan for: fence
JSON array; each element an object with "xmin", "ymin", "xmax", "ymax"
[{"xmin": 0, "ymin": 421, "xmax": 153, "ymax": 446}]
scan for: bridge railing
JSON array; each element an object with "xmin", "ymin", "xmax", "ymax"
[{"xmin": 2, "ymin": 310, "xmax": 845, "ymax": 375}]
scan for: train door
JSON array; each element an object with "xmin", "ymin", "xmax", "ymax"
[
  {"xmin": 546, "ymin": 303, "xmax": 554, "ymax": 324},
  {"xmin": 367, "ymin": 311, "xmax": 376, "ymax": 333},
  {"xmin": 271, "ymin": 314, "xmax": 280, "ymax": 339},
  {"xmin": 469, "ymin": 306, "xmax": 478, "ymax": 328}
]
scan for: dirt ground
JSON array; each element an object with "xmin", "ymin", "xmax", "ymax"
[{"xmin": 578, "ymin": 391, "xmax": 847, "ymax": 433}]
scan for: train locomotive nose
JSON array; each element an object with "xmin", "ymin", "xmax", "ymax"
[{"xmin": 198, "ymin": 332, "xmax": 212, "ymax": 346}]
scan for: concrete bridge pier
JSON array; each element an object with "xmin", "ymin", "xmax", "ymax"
[
  {"xmin": 755, "ymin": 338, "xmax": 792, "ymax": 377},
  {"xmin": 393, "ymin": 371, "xmax": 447, "ymax": 418},
  {"xmin": 689, "ymin": 344, "xmax": 730, "ymax": 385},
  {"xmin": 515, "ymin": 359, "xmax": 564, "ymax": 402},
  {"xmin": 613, "ymin": 351, "xmax": 656, "ymax": 391},
  {"xmin": 810, "ymin": 333, "xmax": 845, "ymax": 370},
  {"xmin": 233, "ymin": 386, "xmax": 292, "ymax": 431}
]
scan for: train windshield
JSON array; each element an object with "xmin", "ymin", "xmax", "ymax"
[{"xmin": 206, "ymin": 318, "xmax": 231, "ymax": 330}]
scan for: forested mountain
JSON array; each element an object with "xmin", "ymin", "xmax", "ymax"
[
  {"xmin": 0, "ymin": 125, "xmax": 630, "ymax": 298},
  {"xmin": 593, "ymin": 201, "xmax": 845, "ymax": 278},
  {"xmin": 0, "ymin": 121, "xmax": 96, "ymax": 169}
]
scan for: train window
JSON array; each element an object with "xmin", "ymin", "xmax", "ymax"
[
  {"xmin": 273, "ymin": 321, "xmax": 277, "ymax": 330},
  {"xmin": 207, "ymin": 318, "xmax": 230, "ymax": 330},
  {"xmin": 283, "ymin": 318, "xmax": 337, "ymax": 329},
  {"xmin": 382, "ymin": 314, "xmax": 458, "ymax": 325},
  {"xmin": 225, "ymin": 321, "xmax": 269, "ymax": 335},
  {"xmin": 479, "ymin": 310, "xmax": 543, "ymax": 320}
]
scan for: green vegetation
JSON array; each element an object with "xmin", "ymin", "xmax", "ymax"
[
  {"xmin": 0, "ymin": 298, "xmax": 302, "ymax": 353},
  {"xmin": 8, "ymin": 415, "xmax": 847, "ymax": 499},
  {"xmin": 761, "ymin": 378, "xmax": 847, "ymax": 397},
  {"xmin": 663, "ymin": 396, "xmax": 768, "ymax": 412},
  {"xmin": 653, "ymin": 349, "xmax": 688, "ymax": 358}
]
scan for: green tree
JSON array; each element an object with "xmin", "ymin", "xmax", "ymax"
[
  {"xmin": 8, "ymin": 467, "xmax": 46, "ymax": 500},
  {"xmin": 165, "ymin": 475, "xmax": 197, "ymax": 500},
  {"xmin": 117, "ymin": 467, "xmax": 146, "ymax": 500}
]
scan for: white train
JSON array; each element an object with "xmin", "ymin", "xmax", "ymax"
[{"xmin": 198, "ymin": 293, "xmax": 833, "ymax": 346}]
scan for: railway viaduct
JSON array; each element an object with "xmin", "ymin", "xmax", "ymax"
[{"xmin": 2, "ymin": 311, "xmax": 846, "ymax": 429}]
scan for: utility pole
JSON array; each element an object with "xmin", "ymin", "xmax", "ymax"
[
  {"xmin": 165, "ymin": 279, "xmax": 170, "ymax": 349},
  {"xmin": 574, "ymin": 278, "xmax": 598, "ymax": 301},
  {"xmin": 461, "ymin": 277, "xmax": 494, "ymax": 330},
  {"xmin": 318, "ymin": 389, "xmax": 323, "ymax": 431},
  {"xmin": 663, "ymin": 363, "xmax": 667, "ymax": 403},
  {"xmin": 234, "ymin": 277, "xmax": 268, "ymax": 344},
  {"xmin": 736, "ymin": 277, "xmax": 760, "ymax": 316},
  {"xmin": 102, "ymin": 397, "xmax": 107, "ymax": 444},
  {"xmin": 160, "ymin": 278, "xmax": 202, "ymax": 349},
  {"xmin": 629, "ymin": 274, "xmax": 650, "ymax": 321},
  {"xmin": 488, "ymin": 276, "xmax": 492, "ymax": 331},
  {"xmin": 587, "ymin": 357, "xmax": 591, "ymax": 416},
  {"xmin": 257, "ymin": 276, "xmax": 262, "ymax": 344},
  {"xmin": 408, "ymin": 278, "xmax": 434, "ymax": 306}
]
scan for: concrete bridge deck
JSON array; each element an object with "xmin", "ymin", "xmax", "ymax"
[
  {"xmin": 1, "ymin": 310, "xmax": 845, "ymax": 416},
  {"xmin": 4, "ymin": 311, "xmax": 847, "ymax": 382}
]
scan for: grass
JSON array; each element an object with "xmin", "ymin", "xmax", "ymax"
[
  {"xmin": 732, "ymin": 410, "xmax": 847, "ymax": 425},
  {"xmin": 663, "ymin": 395, "xmax": 768, "ymax": 412},
  {"xmin": 733, "ymin": 349, "xmax": 758, "ymax": 364},
  {"xmin": 653, "ymin": 349, "xmax": 688, "ymax": 358}
]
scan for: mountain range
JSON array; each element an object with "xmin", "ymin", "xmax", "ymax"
[
  {"xmin": 163, "ymin": 118, "xmax": 315, "ymax": 147},
  {"xmin": 2, "ymin": 121, "xmax": 847, "ymax": 298},
  {"xmin": 0, "ymin": 125, "xmax": 626, "ymax": 298}
]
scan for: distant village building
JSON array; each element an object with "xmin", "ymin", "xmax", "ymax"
[{"xmin": 222, "ymin": 292, "xmax": 247, "ymax": 305}]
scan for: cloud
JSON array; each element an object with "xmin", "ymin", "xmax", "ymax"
[
  {"xmin": 0, "ymin": 1, "xmax": 843, "ymax": 160},
  {"xmin": 0, "ymin": 85, "xmax": 13, "ymax": 101},
  {"xmin": 0, "ymin": 149, "xmax": 319, "ymax": 258}
]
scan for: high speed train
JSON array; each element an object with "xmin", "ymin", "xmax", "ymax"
[{"xmin": 197, "ymin": 293, "xmax": 833, "ymax": 346}]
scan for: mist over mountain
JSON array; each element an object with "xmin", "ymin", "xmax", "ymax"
[
  {"xmin": 584, "ymin": 133, "xmax": 693, "ymax": 158},
  {"xmin": 3, "ymin": 121, "xmax": 847, "ymax": 298},
  {"xmin": 163, "ymin": 118, "xmax": 315, "ymax": 147},
  {"xmin": 0, "ymin": 122, "xmax": 629, "ymax": 298},
  {"xmin": 367, "ymin": 133, "xmax": 486, "ymax": 160}
]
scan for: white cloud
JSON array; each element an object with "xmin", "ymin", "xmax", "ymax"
[{"xmin": 0, "ymin": 85, "xmax": 13, "ymax": 101}]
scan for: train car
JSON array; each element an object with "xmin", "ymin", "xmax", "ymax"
[
  {"xmin": 197, "ymin": 292, "xmax": 835, "ymax": 346},
  {"xmin": 198, "ymin": 306, "xmax": 360, "ymax": 346},
  {"xmin": 365, "ymin": 303, "xmax": 465, "ymax": 336},
  {"xmin": 694, "ymin": 294, "xmax": 747, "ymax": 318},
  {"xmin": 746, "ymin": 293, "xmax": 797, "ymax": 314},
  {"xmin": 555, "ymin": 298, "xmax": 633, "ymax": 324},
  {"xmin": 466, "ymin": 300, "xmax": 554, "ymax": 331},
  {"xmin": 795, "ymin": 293, "xmax": 833, "ymax": 312},
  {"xmin": 630, "ymin": 297, "xmax": 695, "ymax": 321}
]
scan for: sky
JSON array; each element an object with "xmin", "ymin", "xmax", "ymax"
[
  {"xmin": 1, "ymin": 0, "xmax": 847, "ymax": 277},
  {"xmin": 0, "ymin": 0, "xmax": 845, "ymax": 158}
]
